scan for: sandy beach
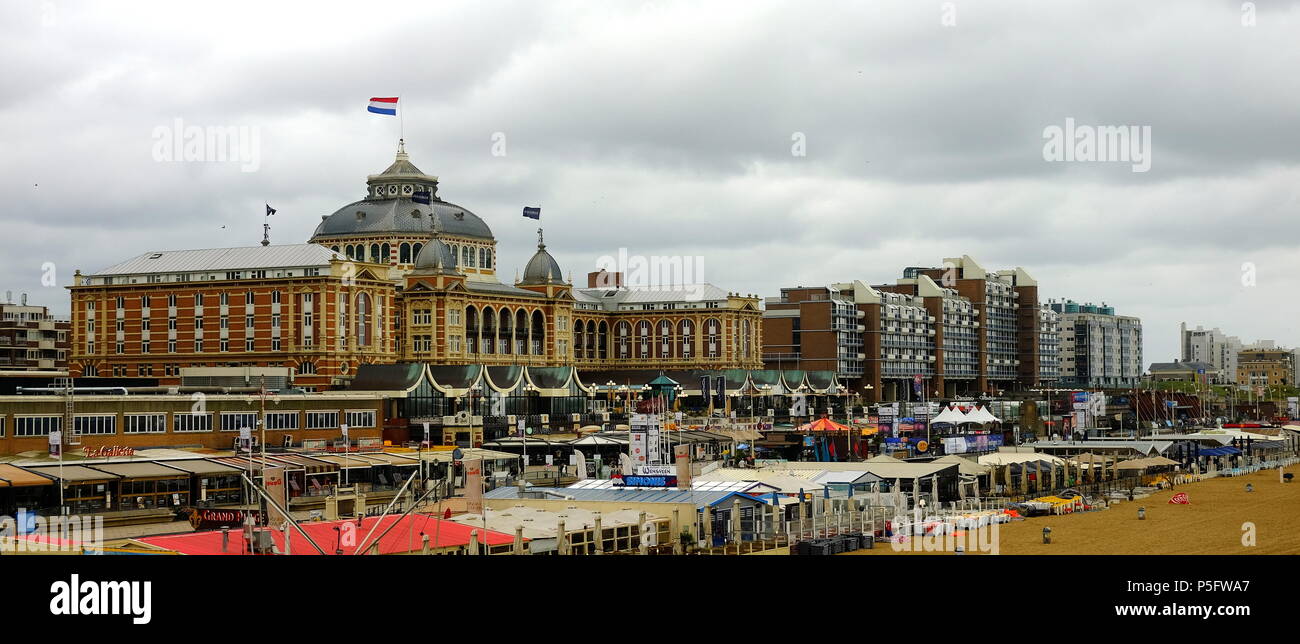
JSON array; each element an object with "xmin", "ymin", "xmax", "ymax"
[{"xmin": 842, "ymin": 468, "xmax": 1300, "ymax": 555}]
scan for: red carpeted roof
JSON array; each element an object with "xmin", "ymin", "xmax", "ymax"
[{"xmin": 136, "ymin": 514, "xmax": 519, "ymax": 555}]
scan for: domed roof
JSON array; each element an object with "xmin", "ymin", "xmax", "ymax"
[
  {"xmin": 310, "ymin": 141, "xmax": 494, "ymax": 242},
  {"xmin": 313, "ymin": 198, "xmax": 493, "ymax": 240},
  {"xmin": 518, "ymin": 229, "xmax": 566, "ymax": 286},
  {"xmin": 411, "ymin": 236, "xmax": 461, "ymax": 275}
]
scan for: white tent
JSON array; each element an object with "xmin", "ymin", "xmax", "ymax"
[
  {"xmin": 966, "ymin": 406, "xmax": 1001, "ymax": 424},
  {"xmin": 932, "ymin": 405, "xmax": 967, "ymax": 425}
]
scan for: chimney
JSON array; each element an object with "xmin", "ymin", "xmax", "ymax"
[{"xmin": 588, "ymin": 270, "xmax": 623, "ymax": 289}]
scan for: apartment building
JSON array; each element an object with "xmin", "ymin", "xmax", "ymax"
[
  {"xmin": 0, "ymin": 299, "xmax": 70, "ymax": 372},
  {"xmin": 1051, "ymin": 299, "xmax": 1143, "ymax": 388}
]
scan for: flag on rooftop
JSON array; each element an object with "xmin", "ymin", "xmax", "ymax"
[
  {"xmin": 368, "ymin": 97, "xmax": 398, "ymax": 116},
  {"xmin": 522, "ymin": 206, "xmax": 541, "ymax": 220},
  {"xmin": 265, "ymin": 204, "xmax": 276, "ymax": 216},
  {"xmin": 412, "ymin": 191, "xmax": 432, "ymax": 205}
]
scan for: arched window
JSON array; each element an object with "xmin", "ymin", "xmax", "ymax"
[
  {"xmin": 369, "ymin": 244, "xmax": 380, "ymax": 263},
  {"xmin": 637, "ymin": 320, "xmax": 651, "ymax": 359},
  {"xmin": 678, "ymin": 319, "xmax": 694, "ymax": 359},
  {"xmin": 530, "ymin": 310, "xmax": 545, "ymax": 355},
  {"xmin": 498, "ymin": 309, "xmax": 512, "ymax": 354},
  {"xmin": 399, "ymin": 242, "xmax": 411, "ymax": 263},
  {"xmin": 331, "ymin": 246, "xmax": 340, "ymax": 254},
  {"xmin": 597, "ymin": 321, "xmax": 609, "ymax": 360},
  {"xmin": 481, "ymin": 306, "xmax": 496, "ymax": 354},
  {"xmin": 585, "ymin": 320, "xmax": 596, "ymax": 359},
  {"xmin": 705, "ymin": 318, "xmax": 721, "ymax": 359},
  {"xmin": 355, "ymin": 293, "xmax": 370, "ymax": 347},
  {"xmin": 657, "ymin": 319, "xmax": 673, "ymax": 358},
  {"xmin": 380, "ymin": 243, "xmax": 390, "ymax": 264},
  {"xmin": 412, "ymin": 243, "xmax": 423, "ymax": 262},
  {"xmin": 462, "ymin": 246, "xmax": 471, "ymax": 267},
  {"xmin": 743, "ymin": 319, "xmax": 752, "ymax": 358},
  {"xmin": 616, "ymin": 321, "xmax": 631, "ymax": 359},
  {"xmin": 515, "ymin": 309, "xmax": 529, "ymax": 355},
  {"xmin": 573, "ymin": 321, "xmax": 585, "ymax": 360},
  {"xmin": 465, "ymin": 307, "xmax": 479, "ymax": 354}
]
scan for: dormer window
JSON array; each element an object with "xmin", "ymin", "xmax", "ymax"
[
  {"xmin": 356, "ymin": 211, "xmax": 366, "ymax": 220},
  {"xmin": 411, "ymin": 209, "xmax": 421, "ymax": 218}
]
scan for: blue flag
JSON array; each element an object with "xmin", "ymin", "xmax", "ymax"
[
  {"xmin": 412, "ymin": 191, "xmax": 432, "ymax": 205},
  {"xmin": 522, "ymin": 206, "xmax": 541, "ymax": 219}
]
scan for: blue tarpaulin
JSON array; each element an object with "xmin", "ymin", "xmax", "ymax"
[{"xmin": 1199, "ymin": 446, "xmax": 1241, "ymax": 457}]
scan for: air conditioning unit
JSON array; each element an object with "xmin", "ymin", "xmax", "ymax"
[
  {"xmin": 856, "ymin": 353, "xmax": 866, "ymax": 360},
  {"xmin": 855, "ymin": 324, "xmax": 865, "ymax": 332},
  {"xmin": 928, "ymin": 356, "xmax": 936, "ymax": 362},
  {"xmin": 767, "ymin": 409, "xmax": 775, "ymax": 416},
  {"xmin": 540, "ymin": 414, "xmax": 550, "ymax": 424},
  {"xmin": 928, "ymin": 329, "xmax": 935, "ymax": 336},
  {"xmin": 283, "ymin": 435, "xmax": 293, "ymax": 448}
]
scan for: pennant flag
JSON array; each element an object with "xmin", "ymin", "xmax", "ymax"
[
  {"xmin": 368, "ymin": 97, "xmax": 398, "ymax": 116},
  {"xmin": 412, "ymin": 191, "xmax": 432, "ymax": 205},
  {"xmin": 265, "ymin": 204, "xmax": 276, "ymax": 216},
  {"xmin": 1168, "ymin": 492, "xmax": 1190, "ymax": 505},
  {"xmin": 522, "ymin": 206, "xmax": 541, "ymax": 220}
]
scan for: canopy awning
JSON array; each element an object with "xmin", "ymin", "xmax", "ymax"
[{"xmin": 0, "ymin": 464, "xmax": 54, "ymax": 487}]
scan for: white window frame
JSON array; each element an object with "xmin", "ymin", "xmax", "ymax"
[
  {"xmin": 174, "ymin": 412, "xmax": 213, "ymax": 433},
  {"xmin": 344, "ymin": 409, "xmax": 376, "ymax": 429},
  {"xmin": 123, "ymin": 413, "xmax": 167, "ymax": 434}
]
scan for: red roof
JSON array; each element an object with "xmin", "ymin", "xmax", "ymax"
[
  {"xmin": 797, "ymin": 417, "xmax": 852, "ymax": 432},
  {"xmin": 135, "ymin": 514, "xmax": 519, "ymax": 555}
]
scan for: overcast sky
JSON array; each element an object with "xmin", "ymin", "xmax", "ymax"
[{"xmin": 3, "ymin": 0, "xmax": 1299, "ymax": 364}]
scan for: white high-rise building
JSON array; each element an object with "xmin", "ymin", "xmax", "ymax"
[{"xmin": 1180, "ymin": 323, "xmax": 1242, "ymax": 384}]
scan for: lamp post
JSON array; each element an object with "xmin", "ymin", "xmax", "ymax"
[{"xmin": 522, "ymin": 382, "xmax": 537, "ymax": 470}]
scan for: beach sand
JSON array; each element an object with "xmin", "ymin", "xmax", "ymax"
[{"xmin": 842, "ymin": 468, "xmax": 1299, "ymax": 555}]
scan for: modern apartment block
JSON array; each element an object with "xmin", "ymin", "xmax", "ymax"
[
  {"xmin": 1050, "ymin": 299, "xmax": 1143, "ymax": 388},
  {"xmin": 761, "ymin": 255, "xmax": 1058, "ymax": 402},
  {"xmin": 0, "ymin": 299, "xmax": 70, "ymax": 372},
  {"xmin": 906, "ymin": 256, "xmax": 1045, "ymax": 395},
  {"xmin": 1179, "ymin": 323, "xmax": 1242, "ymax": 385}
]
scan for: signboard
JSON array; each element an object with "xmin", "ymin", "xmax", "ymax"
[
  {"xmin": 630, "ymin": 432, "xmax": 648, "ymax": 467},
  {"xmin": 635, "ymin": 464, "xmax": 676, "ymax": 476},
  {"xmin": 263, "ymin": 466, "xmax": 288, "ymax": 525},
  {"xmin": 616, "ymin": 475, "xmax": 679, "ymax": 487},
  {"xmin": 674, "ymin": 444, "xmax": 691, "ymax": 489},
  {"xmin": 464, "ymin": 459, "xmax": 484, "ymax": 514},
  {"xmin": 188, "ymin": 508, "xmax": 262, "ymax": 531},
  {"xmin": 82, "ymin": 445, "xmax": 135, "ymax": 459}
]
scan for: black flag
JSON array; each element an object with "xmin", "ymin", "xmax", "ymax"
[
  {"xmin": 413, "ymin": 191, "xmax": 432, "ymax": 205},
  {"xmin": 266, "ymin": 204, "xmax": 276, "ymax": 216}
]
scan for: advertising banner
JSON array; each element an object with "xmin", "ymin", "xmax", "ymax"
[{"xmin": 464, "ymin": 459, "xmax": 484, "ymax": 514}]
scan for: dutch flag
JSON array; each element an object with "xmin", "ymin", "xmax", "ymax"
[{"xmin": 368, "ymin": 97, "xmax": 398, "ymax": 116}]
